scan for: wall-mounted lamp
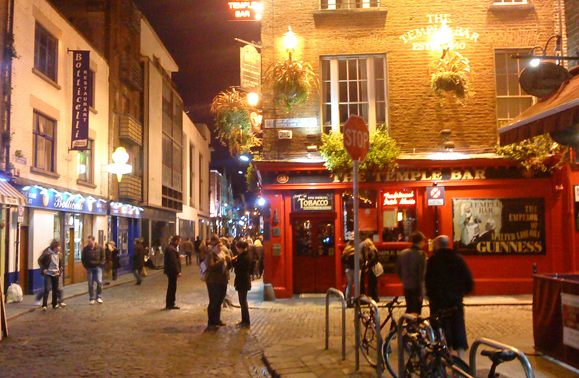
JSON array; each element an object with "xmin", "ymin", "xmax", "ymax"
[
  {"xmin": 106, "ymin": 147, "xmax": 132, "ymax": 182},
  {"xmin": 283, "ymin": 26, "xmax": 298, "ymax": 60},
  {"xmin": 511, "ymin": 35, "xmax": 579, "ymax": 65}
]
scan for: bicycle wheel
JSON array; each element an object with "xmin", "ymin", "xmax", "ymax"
[
  {"xmin": 357, "ymin": 308, "xmax": 381, "ymax": 367},
  {"xmin": 426, "ymin": 355, "xmax": 471, "ymax": 378},
  {"xmin": 383, "ymin": 329, "xmax": 424, "ymax": 378}
]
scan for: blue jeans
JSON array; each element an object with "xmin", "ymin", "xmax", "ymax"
[{"xmin": 87, "ymin": 267, "xmax": 103, "ymax": 300}]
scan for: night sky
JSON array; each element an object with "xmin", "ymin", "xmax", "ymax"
[{"xmin": 134, "ymin": 0, "xmax": 260, "ymax": 201}]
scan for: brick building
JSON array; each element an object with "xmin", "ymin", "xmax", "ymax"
[{"xmin": 254, "ymin": 0, "xmax": 576, "ymax": 298}]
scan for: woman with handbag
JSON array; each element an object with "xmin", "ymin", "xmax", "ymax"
[{"xmin": 360, "ymin": 239, "xmax": 381, "ymax": 303}]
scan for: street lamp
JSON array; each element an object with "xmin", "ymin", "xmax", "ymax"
[
  {"xmin": 247, "ymin": 92, "xmax": 259, "ymax": 107},
  {"xmin": 106, "ymin": 147, "xmax": 132, "ymax": 182},
  {"xmin": 283, "ymin": 26, "xmax": 298, "ymax": 60}
]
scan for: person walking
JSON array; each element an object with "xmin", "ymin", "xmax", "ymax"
[
  {"xmin": 81, "ymin": 236, "xmax": 105, "ymax": 305},
  {"xmin": 425, "ymin": 235, "xmax": 474, "ymax": 359},
  {"xmin": 103, "ymin": 240, "xmax": 113, "ymax": 285},
  {"xmin": 182, "ymin": 237, "xmax": 194, "ymax": 266},
  {"xmin": 341, "ymin": 240, "xmax": 357, "ymax": 307},
  {"xmin": 133, "ymin": 239, "xmax": 146, "ymax": 285},
  {"xmin": 107, "ymin": 241, "xmax": 121, "ymax": 281},
  {"xmin": 164, "ymin": 235, "xmax": 182, "ymax": 310},
  {"xmin": 38, "ymin": 240, "xmax": 65, "ymax": 311},
  {"xmin": 396, "ymin": 231, "xmax": 427, "ymax": 314},
  {"xmin": 194, "ymin": 236, "xmax": 202, "ymax": 265},
  {"xmin": 360, "ymin": 238, "xmax": 380, "ymax": 302},
  {"xmin": 232, "ymin": 240, "xmax": 253, "ymax": 327},
  {"xmin": 205, "ymin": 235, "xmax": 232, "ymax": 329}
]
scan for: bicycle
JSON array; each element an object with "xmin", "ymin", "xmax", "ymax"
[
  {"xmin": 355, "ymin": 295, "xmax": 402, "ymax": 368},
  {"xmin": 398, "ymin": 310, "xmax": 524, "ymax": 378}
]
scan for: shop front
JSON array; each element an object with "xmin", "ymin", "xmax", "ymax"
[
  {"xmin": 18, "ymin": 185, "xmax": 108, "ymax": 293},
  {"xmin": 256, "ymin": 158, "xmax": 572, "ymax": 298},
  {"xmin": 141, "ymin": 207, "xmax": 176, "ymax": 268},
  {"xmin": 109, "ymin": 202, "xmax": 142, "ymax": 275}
]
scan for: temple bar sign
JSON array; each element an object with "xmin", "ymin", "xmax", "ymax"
[{"xmin": 399, "ymin": 14, "xmax": 480, "ymax": 51}]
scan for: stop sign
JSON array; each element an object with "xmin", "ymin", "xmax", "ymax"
[{"xmin": 343, "ymin": 115, "xmax": 369, "ymax": 162}]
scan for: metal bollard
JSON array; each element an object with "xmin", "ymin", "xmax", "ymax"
[{"xmin": 325, "ymin": 288, "xmax": 347, "ymax": 361}]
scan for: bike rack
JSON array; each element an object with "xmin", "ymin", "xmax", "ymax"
[
  {"xmin": 355, "ymin": 295, "xmax": 383, "ymax": 377},
  {"xmin": 325, "ymin": 288, "xmax": 347, "ymax": 361},
  {"xmin": 470, "ymin": 338, "xmax": 535, "ymax": 378},
  {"xmin": 396, "ymin": 313, "xmax": 436, "ymax": 378}
]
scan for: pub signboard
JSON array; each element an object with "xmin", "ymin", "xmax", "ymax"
[{"xmin": 292, "ymin": 192, "xmax": 334, "ymax": 212}]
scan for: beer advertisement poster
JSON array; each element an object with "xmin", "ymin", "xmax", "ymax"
[{"xmin": 452, "ymin": 198, "xmax": 545, "ymax": 255}]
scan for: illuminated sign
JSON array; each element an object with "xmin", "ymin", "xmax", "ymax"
[
  {"xmin": 70, "ymin": 51, "xmax": 91, "ymax": 150},
  {"xmin": 383, "ymin": 191, "xmax": 416, "ymax": 206},
  {"xmin": 109, "ymin": 202, "xmax": 142, "ymax": 219},
  {"xmin": 292, "ymin": 192, "xmax": 334, "ymax": 212},
  {"xmin": 20, "ymin": 185, "xmax": 107, "ymax": 215},
  {"xmin": 399, "ymin": 14, "xmax": 480, "ymax": 51},
  {"xmin": 228, "ymin": 1, "xmax": 263, "ymax": 21}
]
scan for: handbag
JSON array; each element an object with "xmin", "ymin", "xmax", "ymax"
[
  {"xmin": 371, "ymin": 262, "xmax": 384, "ymax": 277},
  {"xmin": 199, "ymin": 260, "xmax": 208, "ymax": 281}
]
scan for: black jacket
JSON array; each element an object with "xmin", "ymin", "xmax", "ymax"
[
  {"xmin": 232, "ymin": 250, "xmax": 253, "ymax": 292},
  {"xmin": 133, "ymin": 244, "xmax": 146, "ymax": 270},
  {"xmin": 164, "ymin": 243, "xmax": 182, "ymax": 276},
  {"xmin": 81, "ymin": 244, "xmax": 105, "ymax": 269},
  {"xmin": 425, "ymin": 248, "xmax": 474, "ymax": 307},
  {"xmin": 38, "ymin": 247, "xmax": 63, "ymax": 275}
]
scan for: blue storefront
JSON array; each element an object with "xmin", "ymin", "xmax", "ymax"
[{"xmin": 109, "ymin": 202, "xmax": 142, "ymax": 275}]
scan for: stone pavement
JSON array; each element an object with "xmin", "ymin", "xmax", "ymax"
[{"xmin": 3, "ymin": 265, "xmax": 579, "ymax": 378}]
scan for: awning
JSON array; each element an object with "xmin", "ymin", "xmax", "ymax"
[
  {"xmin": 0, "ymin": 181, "xmax": 26, "ymax": 206},
  {"xmin": 498, "ymin": 73, "xmax": 579, "ymax": 146}
]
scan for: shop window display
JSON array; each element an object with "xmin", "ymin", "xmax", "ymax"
[{"xmin": 342, "ymin": 190, "xmax": 378, "ymax": 242}]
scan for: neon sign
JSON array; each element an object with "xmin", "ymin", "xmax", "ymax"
[
  {"xmin": 383, "ymin": 191, "xmax": 416, "ymax": 206},
  {"xmin": 228, "ymin": 1, "xmax": 263, "ymax": 21}
]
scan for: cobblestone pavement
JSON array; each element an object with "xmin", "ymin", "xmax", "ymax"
[{"xmin": 2, "ymin": 265, "xmax": 571, "ymax": 377}]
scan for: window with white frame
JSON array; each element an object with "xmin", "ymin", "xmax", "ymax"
[
  {"xmin": 320, "ymin": 0, "xmax": 380, "ymax": 9},
  {"xmin": 34, "ymin": 22, "xmax": 58, "ymax": 82},
  {"xmin": 33, "ymin": 111, "xmax": 56, "ymax": 172},
  {"xmin": 321, "ymin": 55, "xmax": 388, "ymax": 133},
  {"xmin": 77, "ymin": 140, "xmax": 94, "ymax": 184},
  {"xmin": 494, "ymin": 49, "xmax": 534, "ymax": 128}
]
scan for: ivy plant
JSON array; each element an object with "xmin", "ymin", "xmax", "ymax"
[{"xmin": 495, "ymin": 134, "xmax": 567, "ymax": 175}]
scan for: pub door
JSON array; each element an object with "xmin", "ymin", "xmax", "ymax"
[
  {"xmin": 292, "ymin": 217, "xmax": 336, "ymax": 293},
  {"xmin": 64, "ymin": 227, "xmax": 74, "ymax": 285}
]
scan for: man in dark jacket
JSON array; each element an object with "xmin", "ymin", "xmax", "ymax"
[
  {"xmin": 38, "ymin": 240, "xmax": 65, "ymax": 310},
  {"xmin": 182, "ymin": 238, "xmax": 194, "ymax": 266},
  {"xmin": 164, "ymin": 235, "xmax": 182, "ymax": 309},
  {"xmin": 81, "ymin": 236, "xmax": 106, "ymax": 305},
  {"xmin": 232, "ymin": 240, "xmax": 253, "ymax": 327},
  {"xmin": 396, "ymin": 231, "xmax": 427, "ymax": 314},
  {"xmin": 425, "ymin": 235, "xmax": 474, "ymax": 359},
  {"xmin": 133, "ymin": 239, "xmax": 146, "ymax": 285}
]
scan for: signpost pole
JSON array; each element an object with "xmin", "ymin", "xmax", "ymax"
[{"xmin": 353, "ymin": 159, "xmax": 360, "ymax": 369}]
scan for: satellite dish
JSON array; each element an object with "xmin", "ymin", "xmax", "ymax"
[{"xmin": 519, "ymin": 62, "xmax": 569, "ymax": 98}]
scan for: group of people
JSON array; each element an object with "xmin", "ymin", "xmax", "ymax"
[
  {"xmin": 163, "ymin": 234, "xmax": 260, "ymax": 330},
  {"xmin": 343, "ymin": 231, "xmax": 474, "ymax": 358}
]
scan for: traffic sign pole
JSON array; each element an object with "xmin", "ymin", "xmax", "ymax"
[{"xmin": 353, "ymin": 159, "xmax": 360, "ymax": 370}]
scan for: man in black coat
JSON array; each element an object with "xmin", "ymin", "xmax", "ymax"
[
  {"xmin": 164, "ymin": 235, "xmax": 182, "ymax": 310},
  {"xmin": 132, "ymin": 239, "xmax": 146, "ymax": 285},
  {"xmin": 232, "ymin": 240, "xmax": 253, "ymax": 327},
  {"xmin": 425, "ymin": 235, "xmax": 474, "ymax": 359}
]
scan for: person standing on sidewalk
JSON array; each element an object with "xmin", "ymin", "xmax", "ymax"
[
  {"xmin": 38, "ymin": 240, "xmax": 65, "ymax": 311},
  {"xmin": 132, "ymin": 239, "xmax": 146, "ymax": 285},
  {"xmin": 360, "ymin": 239, "xmax": 380, "ymax": 303},
  {"xmin": 396, "ymin": 231, "xmax": 427, "ymax": 314},
  {"xmin": 205, "ymin": 235, "xmax": 232, "ymax": 329},
  {"xmin": 103, "ymin": 240, "xmax": 113, "ymax": 286},
  {"xmin": 164, "ymin": 235, "xmax": 182, "ymax": 310},
  {"xmin": 232, "ymin": 240, "xmax": 252, "ymax": 327},
  {"xmin": 425, "ymin": 235, "xmax": 474, "ymax": 359},
  {"xmin": 108, "ymin": 241, "xmax": 121, "ymax": 281},
  {"xmin": 81, "ymin": 236, "xmax": 105, "ymax": 305},
  {"xmin": 182, "ymin": 237, "xmax": 194, "ymax": 266},
  {"xmin": 341, "ymin": 240, "xmax": 356, "ymax": 307},
  {"xmin": 194, "ymin": 236, "xmax": 202, "ymax": 265}
]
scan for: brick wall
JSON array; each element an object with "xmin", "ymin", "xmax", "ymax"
[{"xmin": 260, "ymin": 0, "xmax": 562, "ymax": 157}]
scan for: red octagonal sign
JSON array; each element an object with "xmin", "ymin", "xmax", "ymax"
[{"xmin": 343, "ymin": 115, "xmax": 369, "ymax": 162}]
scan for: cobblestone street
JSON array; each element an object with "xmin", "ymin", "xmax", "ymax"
[{"xmin": 2, "ymin": 265, "xmax": 577, "ymax": 377}]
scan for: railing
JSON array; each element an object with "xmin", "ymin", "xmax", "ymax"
[
  {"xmin": 119, "ymin": 114, "xmax": 143, "ymax": 146},
  {"xmin": 119, "ymin": 174, "xmax": 142, "ymax": 201},
  {"xmin": 355, "ymin": 295, "xmax": 382, "ymax": 377},
  {"xmin": 470, "ymin": 338, "xmax": 535, "ymax": 378},
  {"xmin": 325, "ymin": 288, "xmax": 347, "ymax": 361},
  {"xmin": 319, "ymin": 0, "xmax": 381, "ymax": 10}
]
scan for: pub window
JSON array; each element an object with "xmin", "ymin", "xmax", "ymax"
[
  {"xmin": 33, "ymin": 111, "xmax": 56, "ymax": 172},
  {"xmin": 381, "ymin": 189, "xmax": 417, "ymax": 242},
  {"xmin": 190, "ymin": 143, "xmax": 196, "ymax": 208},
  {"xmin": 77, "ymin": 139, "xmax": 94, "ymax": 184},
  {"xmin": 343, "ymin": 190, "xmax": 378, "ymax": 242},
  {"xmin": 494, "ymin": 49, "xmax": 535, "ymax": 128},
  {"xmin": 322, "ymin": 55, "xmax": 388, "ymax": 134},
  {"xmin": 34, "ymin": 22, "xmax": 58, "ymax": 82},
  {"xmin": 320, "ymin": 0, "xmax": 381, "ymax": 10}
]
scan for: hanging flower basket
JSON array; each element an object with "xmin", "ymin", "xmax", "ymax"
[
  {"xmin": 429, "ymin": 50, "xmax": 473, "ymax": 105},
  {"xmin": 266, "ymin": 58, "xmax": 319, "ymax": 113}
]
